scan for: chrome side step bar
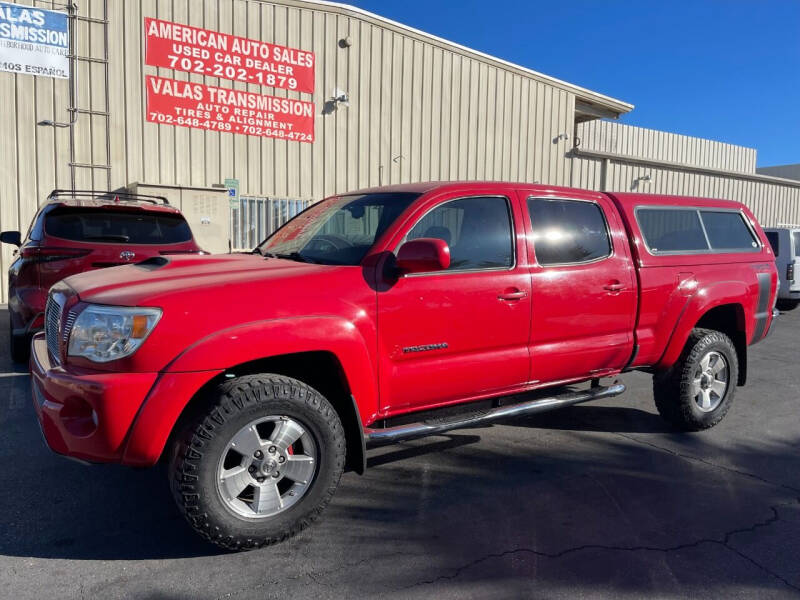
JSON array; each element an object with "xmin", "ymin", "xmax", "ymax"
[{"xmin": 364, "ymin": 383, "xmax": 626, "ymax": 447}]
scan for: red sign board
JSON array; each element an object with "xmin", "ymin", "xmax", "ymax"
[
  {"xmin": 144, "ymin": 17, "xmax": 315, "ymax": 94},
  {"xmin": 145, "ymin": 75, "xmax": 315, "ymax": 143}
]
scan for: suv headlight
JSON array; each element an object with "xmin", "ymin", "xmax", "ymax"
[{"xmin": 68, "ymin": 305, "xmax": 162, "ymax": 363}]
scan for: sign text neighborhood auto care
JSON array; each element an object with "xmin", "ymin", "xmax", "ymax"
[
  {"xmin": 144, "ymin": 17, "xmax": 314, "ymax": 94},
  {"xmin": 0, "ymin": 1, "xmax": 68, "ymax": 78},
  {"xmin": 145, "ymin": 75, "xmax": 315, "ymax": 143}
]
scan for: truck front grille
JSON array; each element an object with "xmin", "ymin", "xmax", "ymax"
[{"xmin": 44, "ymin": 294, "xmax": 63, "ymax": 364}]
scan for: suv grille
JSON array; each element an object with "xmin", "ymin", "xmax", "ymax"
[{"xmin": 45, "ymin": 294, "xmax": 63, "ymax": 363}]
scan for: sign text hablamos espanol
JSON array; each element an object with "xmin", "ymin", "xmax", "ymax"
[{"xmin": 144, "ymin": 17, "xmax": 315, "ymax": 94}]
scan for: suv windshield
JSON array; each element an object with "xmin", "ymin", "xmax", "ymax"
[
  {"xmin": 45, "ymin": 208, "xmax": 193, "ymax": 244},
  {"xmin": 258, "ymin": 192, "xmax": 420, "ymax": 265}
]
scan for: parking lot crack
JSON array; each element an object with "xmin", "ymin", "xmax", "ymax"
[
  {"xmin": 602, "ymin": 430, "xmax": 800, "ymax": 496},
  {"xmin": 403, "ymin": 504, "xmax": 799, "ymax": 592}
]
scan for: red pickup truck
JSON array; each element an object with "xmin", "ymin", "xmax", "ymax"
[{"xmin": 30, "ymin": 182, "xmax": 778, "ymax": 550}]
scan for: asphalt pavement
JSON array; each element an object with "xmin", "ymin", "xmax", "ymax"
[{"xmin": 1, "ymin": 306, "xmax": 799, "ymax": 599}]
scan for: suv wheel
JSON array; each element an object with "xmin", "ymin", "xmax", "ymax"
[
  {"xmin": 653, "ymin": 328, "xmax": 738, "ymax": 431},
  {"xmin": 9, "ymin": 316, "xmax": 30, "ymax": 363},
  {"xmin": 169, "ymin": 374, "xmax": 346, "ymax": 551}
]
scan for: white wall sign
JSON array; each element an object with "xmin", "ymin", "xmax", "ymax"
[{"xmin": 0, "ymin": 1, "xmax": 69, "ymax": 79}]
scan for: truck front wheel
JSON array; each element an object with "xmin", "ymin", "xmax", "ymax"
[
  {"xmin": 653, "ymin": 328, "xmax": 738, "ymax": 431},
  {"xmin": 169, "ymin": 374, "xmax": 346, "ymax": 550}
]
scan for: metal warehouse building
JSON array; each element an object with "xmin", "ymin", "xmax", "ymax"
[{"xmin": 1, "ymin": 0, "xmax": 799, "ymax": 303}]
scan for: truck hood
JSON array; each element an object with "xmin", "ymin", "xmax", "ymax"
[{"xmin": 63, "ymin": 253, "xmax": 333, "ymax": 306}]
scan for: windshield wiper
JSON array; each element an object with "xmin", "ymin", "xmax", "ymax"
[{"xmin": 264, "ymin": 251, "xmax": 317, "ymax": 264}]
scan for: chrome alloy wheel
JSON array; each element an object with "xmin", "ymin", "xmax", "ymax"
[
  {"xmin": 216, "ymin": 416, "xmax": 318, "ymax": 519},
  {"xmin": 690, "ymin": 351, "xmax": 729, "ymax": 413}
]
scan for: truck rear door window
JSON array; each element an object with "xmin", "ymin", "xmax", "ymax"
[
  {"xmin": 699, "ymin": 211, "xmax": 759, "ymax": 251},
  {"xmin": 527, "ymin": 198, "xmax": 611, "ymax": 266},
  {"xmin": 45, "ymin": 209, "xmax": 193, "ymax": 244},
  {"xmin": 793, "ymin": 232, "xmax": 800, "ymax": 257},
  {"xmin": 636, "ymin": 209, "xmax": 708, "ymax": 253}
]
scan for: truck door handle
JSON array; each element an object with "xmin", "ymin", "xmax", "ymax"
[
  {"xmin": 603, "ymin": 281, "xmax": 625, "ymax": 292},
  {"xmin": 498, "ymin": 290, "xmax": 528, "ymax": 301}
]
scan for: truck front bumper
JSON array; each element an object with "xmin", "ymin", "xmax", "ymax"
[
  {"xmin": 30, "ymin": 333, "xmax": 221, "ymax": 466},
  {"xmin": 30, "ymin": 333, "xmax": 158, "ymax": 463}
]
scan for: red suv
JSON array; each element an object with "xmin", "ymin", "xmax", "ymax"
[{"xmin": 1, "ymin": 190, "xmax": 204, "ymax": 362}]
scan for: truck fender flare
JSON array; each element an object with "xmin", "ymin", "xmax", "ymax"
[
  {"xmin": 124, "ymin": 316, "xmax": 377, "ymax": 467},
  {"xmin": 657, "ymin": 281, "xmax": 749, "ymax": 371}
]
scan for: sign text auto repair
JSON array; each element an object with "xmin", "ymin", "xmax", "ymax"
[
  {"xmin": 146, "ymin": 75, "xmax": 314, "ymax": 142},
  {"xmin": 144, "ymin": 17, "xmax": 315, "ymax": 142}
]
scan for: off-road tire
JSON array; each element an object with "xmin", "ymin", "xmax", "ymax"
[
  {"xmin": 169, "ymin": 374, "xmax": 346, "ymax": 551},
  {"xmin": 9, "ymin": 316, "xmax": 29, "ymax": 363},
  {"xmin": 653, "ymin": 328, "xmax": 738, "ymax": 431}
]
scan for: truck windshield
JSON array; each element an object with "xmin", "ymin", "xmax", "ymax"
[{"xmin": 257, "ymin": 192, "xmax": 419, "ymax": 265}]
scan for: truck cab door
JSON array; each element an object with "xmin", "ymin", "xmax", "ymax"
[
  {"xmin": 522, "ymin": 191, "xmax": 637, "ymax": 384},
  {"xmin": 376, "ymin": 190, "xmax": 531, "ymax": 414}
]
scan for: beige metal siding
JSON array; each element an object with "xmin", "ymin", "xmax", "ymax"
[
  {"xmin": 1, "ymin": 0, "xmax": 109, "ymax": 303},
  {"xmin": 572, "ymin": 155, "xmax": 800, "ymax": 227},
  {"xmin": 0, "ymin": 0, "xmax": 578, "ymax": 303},
  {"xmin": 577, "ymin": 120, "xmax": 758, "ymax": 173},
  {"xmin": 111, "ymin": 0, "xmax": 576, "ymax": 197}
]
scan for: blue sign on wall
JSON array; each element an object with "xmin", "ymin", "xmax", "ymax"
[{"xmin": 0, "ymin": 1, "xmax": 69, "ymax": 78}]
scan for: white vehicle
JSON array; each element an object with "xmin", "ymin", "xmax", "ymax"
[{"xmin": 764, "ymin": 227, "xmax": 800, "ymax": 309}]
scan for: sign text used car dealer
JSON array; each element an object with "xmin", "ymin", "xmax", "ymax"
[{"xmin": 145, "ymin": 17, "xmax": 316, "ymax": 142}]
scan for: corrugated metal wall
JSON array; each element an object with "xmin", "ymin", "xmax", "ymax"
[
  {"xmin": 572, "ymin": 121, "xmax": 800, "ymax": 228},
  {"xmin": 109, "ymin": 0, "xmax": 576, "ymax": 198},
  {"xmin": 576, "ymin": 120, "xmax": 757, "ymax": 173},
  {"xmin": 1, "ymin": 0, "xmax": 579, "ymax": 302}
]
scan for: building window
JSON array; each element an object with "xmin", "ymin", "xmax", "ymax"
[{"xmin": 230, "ymin": 196, "xmax": 310, "ymax": 250}]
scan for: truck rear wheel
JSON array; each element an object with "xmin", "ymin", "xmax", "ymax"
[
  {"xmin": 653, "ymin": 328, "xmax": 738, "ymax": 431},
  {"xmin": 169, "ymin": 374, "xmax": 346, "ymax": 551}
]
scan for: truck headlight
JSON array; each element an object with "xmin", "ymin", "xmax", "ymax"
[{"xmin": 68, "ymin": 305, "xmax": 162, "ymax": 363}]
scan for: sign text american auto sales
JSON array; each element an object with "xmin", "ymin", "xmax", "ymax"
[
  {"xmin": 144, "ymin": 17, "xmax": 314, "ymax": 94},
  {"xmin": 145, "ymin": 75, "xmax": 315, "ymax": 143}
]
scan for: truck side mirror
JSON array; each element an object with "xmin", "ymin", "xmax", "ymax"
[
  {"xmin": 0, "ymin": 231, "xmax": 21, "ymax": 247},
  {"xmin": 395, "ymin": 238, "xmax": 451, "ymax": 274}
]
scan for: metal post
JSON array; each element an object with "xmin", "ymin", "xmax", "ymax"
[{"xmin": 67, "ymin": 1, "xmax": 77, "ymax": 190}]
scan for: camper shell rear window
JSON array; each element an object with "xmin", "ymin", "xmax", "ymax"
[{"xmin": 635, "ymin": 207, "xmax": 760, "ymax": 255}]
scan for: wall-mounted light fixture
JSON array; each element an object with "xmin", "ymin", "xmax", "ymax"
[
  {"xmin": 332, "ymin": 89, "xmax": 349, "ymax": 106},
  {"xmin": 339, "ymin": 36, "xmax": 353, "ymax": 48},
  {"xmin": 37, "ymin": 119, "xmax": 71, "ymax": 128},
  {"xmin": 323, "ymin": 88, "xmax": 349, "ymax": 115},
  {"xmin": 553, "ymin": 132, "xmax": 569, "ymax": 143}
]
